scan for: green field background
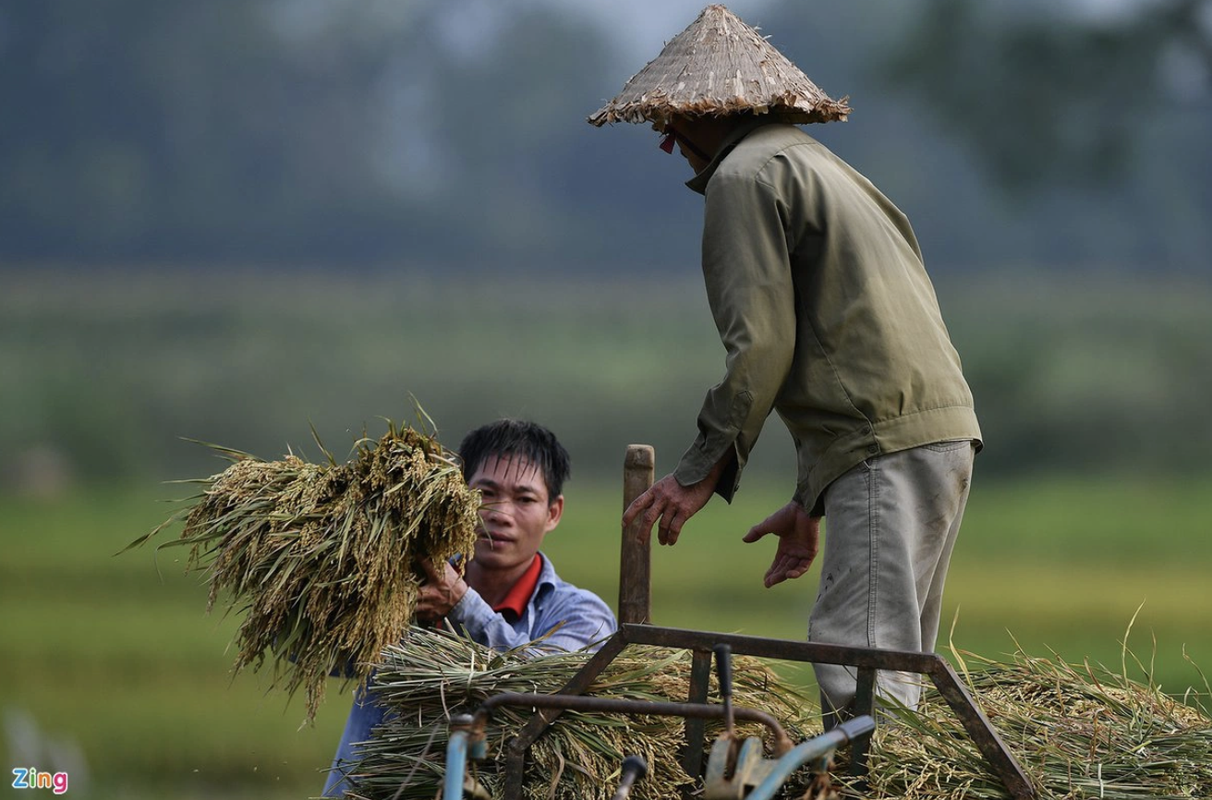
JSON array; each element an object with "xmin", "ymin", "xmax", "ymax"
[
  {"xmin": 2, "ymin": 270, "xmax": 1210, "ymax": 798},
  {"xmin": 3, "ymin": 478, "xmax": 1210, "ymax": 799}
]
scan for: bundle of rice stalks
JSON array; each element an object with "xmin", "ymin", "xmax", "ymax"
[
  {"xmin": 124, "ymin": 420, "xmax": 480, "ymax": 721},
  {"xmin": 850, "ymin": 648, "xmax": 1212, "ymax": 799},
  {"xmin": 341, "ymin": 626, "xmax": 817, "ymax": 800}
]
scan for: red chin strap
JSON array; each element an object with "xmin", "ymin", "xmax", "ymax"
[{"xmin": 659, "ymin": 132, "xmax": 677, "ymax": 154}]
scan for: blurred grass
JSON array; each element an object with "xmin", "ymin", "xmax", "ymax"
[
  {"xmin": 2, "ymin": 475, "xmax": 1209, "ymax": 798},
  {"xmin": 552, "ymin": 474, "xmax": 1212, "ymax": 671},
  {"xmin": 2, "ymin": 267, "xmax": 1210, "ymax": 486},
  {"xmin": 0, "ymin": 269, "xmax": 726, "ymax": 486}
]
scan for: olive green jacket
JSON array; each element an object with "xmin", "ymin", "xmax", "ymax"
[{"xmin": 673, "ymin": 119, "xmax": 982, "ymax": 515}]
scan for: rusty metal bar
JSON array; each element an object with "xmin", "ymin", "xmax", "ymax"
[
  {"xmin": 476, "ymin": 692, "xmax": 792, "ymax": 753},
  {"xmin": 622, "ymin": 624, "xmax": 940, "ymax": 671},
  {"xmin": 494, "ymin": 623, "xmax": 1032, "ymax": 799},
  {"xmin": 681, "ymin": 647, "xmax": 712, "ymax": 780},
  {"xmin": 715, "ymin": 645, "xmax": 736, "ymax": 739},
  {"xmin": 926, "ymin": 657, "xmax": 1035, "ymax": 800},
  {"xmin": 619, "ymin": 445, "xmax": 654, "ymax": 625},
  {"xmin": 854, "ymin": 667, "xmax": 877, "ymax": 719},
  {"xmin": 505, "ymin": 433, "xmax": 1036, "ymax": 800},
  {"xmin": 619, "ymin": 624, "xmax": 1034, "ymax": 800},
  {"xmin": 850, "ymin": 666, "xmax": 877, "ymax": 782},
  {"xmin": 501, "ymin": 631, "xmax": 630, "ymax": 800}
]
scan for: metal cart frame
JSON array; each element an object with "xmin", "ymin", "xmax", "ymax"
[{"xmin": 494, "ymin": 445, "xmax": 1034, "ymax": 800}]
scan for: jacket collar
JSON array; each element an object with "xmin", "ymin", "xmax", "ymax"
[{"xmin": 685, "ymin": 116, "xmax": 777, "ymax": 195}]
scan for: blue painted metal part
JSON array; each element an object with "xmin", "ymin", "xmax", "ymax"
[
  {"xmin": 444, "ymin": 730, "xmax": 470, "ymax": 800},
  {"xmin": 743, "ymin": 716, "xmax": 875, "ymax": 800}
]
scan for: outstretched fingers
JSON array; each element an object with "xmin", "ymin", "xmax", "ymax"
[
  {"xmin": 742, "ymin": 504, "xmax": 795, "ymax": 543},
  {"xmin": 622, "ymin": 491, "xmax": 653, "ymax": 530},
  {"xmin": 419, "ymin": 556, "xmax": 441, "ymax": 581},
  {"xmin": 765, "ymin": 552, "xmax": 812, "ymax": 588},
  {"xmin": 623, "ymin": 491, "xmax": 661, "ymax": 545},
  {"xmin": 659, "ymin": 509, "xmax": 687, "ymax": 546},
  {"xmin": 741, "ymin": 501, "xmax": 820, "ymax": 588}
]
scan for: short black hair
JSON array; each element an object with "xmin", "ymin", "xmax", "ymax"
[{"xmin": 458, "ymin": 419, "xmax": 571, "ymax": 501}]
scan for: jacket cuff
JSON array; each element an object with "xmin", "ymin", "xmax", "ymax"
[{"xmin": 674, "ymin": 436, "xmax": 741, "ymax": 503}]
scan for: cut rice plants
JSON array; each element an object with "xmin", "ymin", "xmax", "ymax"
[
  {"xmin": 123, "ymin": 419, "xmax": 480, "ymax": 721},
  {"xmin": 343, "ymin": 626, "xmax": 815, "ymax": 800},
  {"xmin": 849, "ymin": 646, "xmax": 1212, "ymax": 799}
]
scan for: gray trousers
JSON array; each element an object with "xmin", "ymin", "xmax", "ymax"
[{"xmin": 809, "ymin": 440, "xmax": 976, "ymax": 721}]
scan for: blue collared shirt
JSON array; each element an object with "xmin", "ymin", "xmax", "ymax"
[{"xmin": 323, "ymin": 553, "xmax": 617, "ymax": 797}]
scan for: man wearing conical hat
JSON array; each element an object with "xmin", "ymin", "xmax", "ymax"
[{"xmin": 601, "ymin": 5, "xmax": 982, "ymax": 722}]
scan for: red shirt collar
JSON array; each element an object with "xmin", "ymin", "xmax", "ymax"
[{"xmin": 492, "ymin": 554, "xmax": 543, "ymax": 620}]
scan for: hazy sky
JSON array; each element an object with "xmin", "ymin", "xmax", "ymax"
[
  {"xmin": 547, "ymin": 0, "xmax": 1160, "ymax": 60},
  {"xmin": 555, "ymin": 0, "xmax": 777, "ymax": 61},
  {"xmin": 281, "ymin": 0, "xmax": 1171, "ymax": 72}
]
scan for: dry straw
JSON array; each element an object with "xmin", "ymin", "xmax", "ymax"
[
  {"xmin": 341, "ymin": 626, "xmax": 816, "ymax": 800},
  {"xmin": 847, "ymin": 645, "xmax": 1212, "ymax": 799},
  {"xmin": 341, "ymin": 628, "xmax": 1211, "ymax": 800},
  {"xmin": 124, "ymin": 419, "xmax": 480, "ymax": 722},
  {"xmin": 588, "ymin": 4, "xmax": 850, "ymax": 128}
]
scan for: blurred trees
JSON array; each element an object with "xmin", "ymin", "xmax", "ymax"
[
  {"xmin": 2, "ymin": 1, "xmax": 1210, "ymax": 486},
  {"xmin": 759, "ymin": 0, "xmax": 1212, "ymax": 270},
  {"xmin": 1, "ymin": 0, "xmax": 1210, "ymax": 270},
  {"xmin": 0, "ymin": 0, "xmax": 624, "ymax": 265},
  {"xmin": 879, "ymin": 0, "xmax": 1212, "ymax": 270},
  {"xmin": 2, "ymin": 0, "xmax": 393, "ymax": 261},
  {"xmin": 885, "ymin": 0, "xmax": 1212, "ymax": 189}
]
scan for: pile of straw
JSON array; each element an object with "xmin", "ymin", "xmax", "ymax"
[
  {"xmin": 127, "ymin": 421, "xmax": 480, "ymax": 721},
  {"xmin": 343, "ymin": 630, "xmax": 1212, "ymax": 800},
  {"xmin": 342, "ymin": 626, "xmax": 815, "ymax": 800},
  {"xmin": 854, "ymin": 649, "xmax": 1212, "ymax": 799}
]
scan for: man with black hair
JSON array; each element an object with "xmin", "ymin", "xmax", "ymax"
[{"xmin": 324, "ymin": 419, "xmax": 617, "ymax": 797}]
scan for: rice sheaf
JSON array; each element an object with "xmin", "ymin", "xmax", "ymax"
[{"xmin": 127, "ymin": 421, "xmax": 480, "ymax": 722}]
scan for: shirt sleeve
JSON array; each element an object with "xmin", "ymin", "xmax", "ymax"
[
  {"xmin": 529, "ymin": 587, "xmax": 618, "ymax": 653},
  {"xmin": 447, "ymin": 585, "xmax": 617, "ymax": 654},
  {"xmin": 674, "ymin": 168, "xmax": 797, "ymax": 501}
]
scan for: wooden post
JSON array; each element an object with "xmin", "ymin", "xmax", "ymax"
[{"xmin": 619, "ymin": 444, "xmax": 654, "ymax": 625}]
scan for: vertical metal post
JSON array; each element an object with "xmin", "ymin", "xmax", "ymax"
[
  {"xmin": 619, "ymin": 444, "xmax": 654, "ymax": 625},
  {"xmin": 502, "ymin": 632, "xmax": 631, "ymax": 800},
  {"xmin": 680, "ymin": 648, "xmax": 713, "ymax": 780},
  {"xmin": 849, "ymin": 667, "xmax": 877, "ymax": 783}
]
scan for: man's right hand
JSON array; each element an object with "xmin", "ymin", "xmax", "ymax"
[
  {"xmin": 415, "ymin": 558, "xmax": 468, "ymax": 622},
  {"xmin": 622, "ymin": 472, "xmax": 716, "ymax": 546},
  {"xmin": 741, "ymin": 502, "xmax": 821, "ymax": 588},
  {"xmin": 622, "ymin": 451, "xmax": 734, "ymax": 546}
]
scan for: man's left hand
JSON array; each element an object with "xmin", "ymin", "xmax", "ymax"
[
  {"xmin": 416, "ymin": 558, "xmax": 468, "ymax": 622},
  {"xmin": 741, "ymin": 502, "xmax": 821, "ymax": 588},
  {"xmin": 622, "ymin": 473, "xmax": 716, "ymax": 546}
]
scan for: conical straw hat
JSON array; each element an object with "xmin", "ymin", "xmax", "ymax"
[{"xmin": 588, "ymin": 4, "xmax": 849, "ymax": 128}]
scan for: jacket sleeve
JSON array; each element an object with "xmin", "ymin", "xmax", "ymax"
[{"xmin": 674, "ymin": 169, "xmax": 796, "ymax": 501}]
